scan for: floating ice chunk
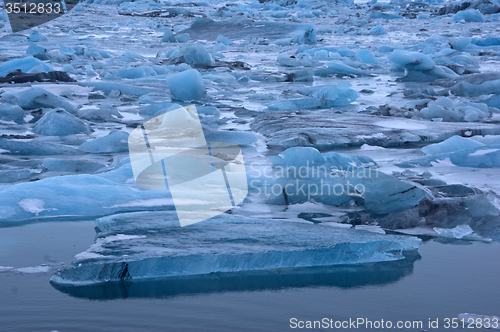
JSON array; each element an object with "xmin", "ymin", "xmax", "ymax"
[
  {"xmin": 267, "ymin": 147, "xmax": 430, "ymax": 215},
  {"xmin": 296, "ymin": 82, "xmax": 360, "ymax": 107},
  {"xmin": 0, "ymin": 139, "xmax": 81, "ymax": 155},
  {"xmin": 42, "ymin": 158, "xmax": 105, "ymax": 173},
  {"xmin": 26, "ymin": 44, "xmax": 47, "ymax": 56},
  {"xmin": 419, "ymin": 97, "xmax": 491, "ymax": 122},
  {"xmin": 433, "ymin": 225, "xmax": 474, "ymax": 239},
  {"xmin": 28, "ymin": 31, "xmax": 47, "ymax": 42},
  {"xmin": 356, "ymin": 49, "xmax": 377, "ymax": 64},
  {"xmin": 369, "ymin": 11, "xmax": 403, "ymax": 19},
  {"xmin": 369, "ymin": 25, "xmax": 387, "ymax": 34},
  {"xmin": 115, "ymin": 66, "xmax": 157, "ymax": 79},
  {"xmin": 50, "ymin": 211, "xmax": 421, "ymax": 285},
  {"xmin": 389, "ymin": 50, "xmax": 435, "ymax": 71},
  {"xmin": 216, "ymin": 34, "xmax": 232, "ymax": 45},
  {"xmin": 484, "ymin": 94, "xmax": 500, "ymax": 109},
  {"xmin": 118, "ymin": 52, "xmax": 144, "ymax": 62},
  {"xmin": 0, "ymin": 57, "xmax": 54, "ymax": 77},
  {"xmin": 450, "ymin": 79, "xmax": 500, "ymax": 97},
  {"xmin": 453, "ymin": 9, "xmax": 484, "ymax": 22},
  {"xmin": 277, "ymin": 54, "xmax": 319, "ymax": 67},
  {"xmin": 79, "ymin": 82, "xmax": 160, "ymax": 96},
  {"xmin": 77, "ymin": 107, "xmax": 123, "ymax": 123},
  {"xmin": 401, "ymin": 136, "xmax": 500, "ymax": 168},
  {"xmin": 0, "ymin": 159, "xmax": 177, "ymax": 222},
  {"xmin": 178, "ymin": 45, "xmax": 214, "ymax": 67},
  {"xmin": 60, "ymin": 46, "xmax": 76, "ymax": 56},
  {"xmin": 325, "ymin": 61, "xmax": 371, "ymax": 76},
  {"xmin": 16, "ymin": 265, "xmax": 51, "ymax": 273},
  {"xmin": 471, "ymin": 37, "xmax": 500, "ymax": 46},
  {"xmin": 422, "ymin": 135, "xmax": 484, "ymax": 155},
  {"xmin": 449, "ymin": 37, "xmax": 471, "ymax": 51},
  {"xmin": 389, "ymin": 50, "xmax": 459, "ymax": 81},
  {"xmin": 0, "ymin": 170, "xmax": 33, "ymax": 183},
  {"xmin": 0, "ymin": 104, "xmax": 25, "ymax": 124},
  {"xmin": 175, "ymin": 33, "xmax": 190, "ymax": 43},
  {"xmin": 79, "ymin": 131, "xmax": 129, "ymax": 153},
  {"xmin": 2, "ymin": 87, "xmax": 77, "ymax": 113},
  {"xmin": 161, "ymin": 30, "xmax": 176, "ymax": 42},
  {"xmin": 166, "ymin": 69, "xmax": 206, "ymax": 101},
  {"xmin": 33, "ymin": 109, "xmax": 90, "ymax": 136},
  {"xmin": 290, "ymin": 26, "xmax": 317, "ymax": 45}
]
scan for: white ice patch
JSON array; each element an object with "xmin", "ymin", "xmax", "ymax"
[
  {"xmin": 430, "ymin": 158, "xmax": 455, "ymax": 167},
  {"xmin": 359, "ymin": 144, "xmax": 386, "ymax": 151},
  {"xmin": 18, "ymin": 198, "xmax": 56, "ymax": 215},
  {"xmin": 433, "ymin": 225, "xmax": 473, "ymax": 239},
  {"xmin": 0, "ymin": 266, "xmax": 14, "ymax": 272},
  {"xmin": 374, "ymin": 120, "xmax": 427, "ymax": 130},
  {"xmin": 469, "ymin": 148, "xmax": 500, "ymax": 156},
  {"xmin": 15, "ymin": 265, "xmax": 51, "ymax": 273},
  {"xmin": 74, "ymin": 252, "xmax": 106, "ymax": 260},
  {"xmin": 0, "ymin": 148, "xmax": 10, "ymax": 154}
]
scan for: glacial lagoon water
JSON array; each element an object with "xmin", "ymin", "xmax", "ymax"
[{"xmin": 0, "ymin": 219, "xmax": 499, "ymax": 331}]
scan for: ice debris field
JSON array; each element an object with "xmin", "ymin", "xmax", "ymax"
[{"xmin": 0, "ymin": 0, "xmax": 499, "ymax": 286}]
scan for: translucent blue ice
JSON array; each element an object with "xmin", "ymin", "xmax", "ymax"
[
  {"xmin": 50, "ymin": 211, "xmax": 421, "ymax": 285},
  {"xmin": 33, "ymin": 109, "xmax": 90, "ymax": 136},
  {"xmin": 2, "ymin": 87, "xmax": 77, "ymax": 113},
  {"xmin": 79, "ymin": 131, "xmax": 129, "ymax": 153},
  {"xmin": 166, "ymin": 69, "xmax": 206, "ymax": 101},
  {"xmin": 453, "ymin": 9, "xmax": 484, "ymax": 22},
  {"xmin": 0, "ymin": 57, "xmax": 54, "ymax": 77}
]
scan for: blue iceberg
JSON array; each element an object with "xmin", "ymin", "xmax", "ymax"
[
  {"xmin": 33, "ymin": 109, "xmax": 91, "ymax": 136},
  {"xmin": 50, "ymin": 211, "xmax": 421, "ymax": 285}
]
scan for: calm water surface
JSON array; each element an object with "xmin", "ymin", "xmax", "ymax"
[{"xmin": 0, "ymin": 220, "xmax": 499, "ymax": 331}]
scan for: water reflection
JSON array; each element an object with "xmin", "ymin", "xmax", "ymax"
[{"xmin": 51, "ymin": 250, "xmax": 420, "ymax": 300}]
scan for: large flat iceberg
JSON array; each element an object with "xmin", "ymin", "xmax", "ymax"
[{"xmin": 50, "ymin": 211, "xmax": 421, "ymax": 285}]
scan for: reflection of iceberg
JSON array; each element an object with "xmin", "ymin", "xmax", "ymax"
[
  {"xmin": 50, "ymin": 211, "xmax": 420, "ymax": 286},
  {"xmin": 51, "ymin": 251, "xmax": 421, "ymax": 300},
  {"xmin": 128, "ymin": 105, "xmax": 248, "ymax": 227}
]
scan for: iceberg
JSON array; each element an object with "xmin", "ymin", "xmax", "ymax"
[
  {"xmin": 166, "ymin": 69, "xmax": 206, "ymax": 101},
  {"xmin": 399, "ymin": 135, "xmax": 500, "ymax": 168},
  {"xmin": 389, "ymin": 50, "xmax": 459, "ymax": 82},
  {"xmin": 265, "ymin": 147, "xmax": 431, "ymax": 215},
  {"xmin": 0, "ymin": 57, "xmax": 54, "ymax": 76},
  {"xmin": 50, "ymin": 211, "xmax": 421, "ymax": 285},
  {"xmin": 33, "ymin": 109, "xmax": 91, "ymax": 136},
  {"xmin": 79, "ymin": 131, "xmax": 129, "ymax": 153},
  {"xmin": 0, "ymin": 104, "xmax": 25, "ymax": 124},
  {"xmin": 369, "ymin": 25, "xmax": 387, "ymax": 35},
  {"xmin": 2, "ymin": 87, "xmax": 78, "ymax": 113},
  {"xmin": 178, "ymin": 45, "xmax": 215, "ymax": 67},
  {"xmin": 0, "ymin": 158, "xmax": 175, "ymax": 223},
  {"xmin": 418, "ymin": 97, "xmax": 491, "ymax": 122},
  {"xmin": 453, "ymin": 9, "xmax": 484, "ymax": 22},
  {"xmin": 161, "ymin": 30, "xmax": 176, "ymax": 42},
  {"xmin": 0, "ymin": 139, "xmax": 82, "ymax": 156}
]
